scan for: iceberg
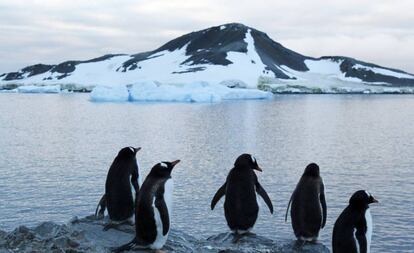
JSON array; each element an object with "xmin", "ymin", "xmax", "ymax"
[
  {"xmin": 89, "ymin": 85, "xmax": 129, "ymax": 102},
  {"xmin": 89, "ymin": 81, "xmax": 273, "ymax": 103},
  {"xmin": 17, "ymin": 85, "xmax": 61, "ymax": 93}
]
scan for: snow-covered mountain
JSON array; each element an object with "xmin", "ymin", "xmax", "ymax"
[{"xmin": 1, "ymin": 23, "xmax": 414, "ymax": 93}]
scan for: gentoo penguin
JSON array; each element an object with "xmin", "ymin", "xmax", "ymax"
[
  {"xmin": 95, "ymin": 146, "xmax": 141, "ymax": 230},
  {"xmin": 211, "ymin": 154, "xmax": 273, "ymax": 235},
  {"xmin": 113, "ymin": 160, "xmax": 180, "ymax": 253},
  {"xmin": 285, "ymin": 163, "xmax": 327, "ymax": 242},
  {"xmin": 332, "ymin": 190, "xmax": 378, "ymax": 253}
]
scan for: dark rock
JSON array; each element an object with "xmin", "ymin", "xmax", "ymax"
[{"xmin": 0, "ymin": 216, "xmax": 331, "ymax": 252}]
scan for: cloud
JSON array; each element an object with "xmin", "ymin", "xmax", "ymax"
[{"xmin": 0, "ymin": 0, "xmax": 413, "ymax": 73}]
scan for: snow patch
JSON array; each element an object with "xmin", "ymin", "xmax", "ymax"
[
  {"xmin": 352, "ymin": 64, "xmax": 414, "ymax": 79},
  {"xmin": 305, "ymin": 59, "xmax": 343, "ymax": 75}
]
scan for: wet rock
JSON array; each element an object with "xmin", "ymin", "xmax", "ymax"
[
  {"xmin": 195, "ymin": 232, "xmax": 330, "ymax": 253},
  {"xmin": 0, "ymin": 216, "xmax": 331, "ymax": 252}
]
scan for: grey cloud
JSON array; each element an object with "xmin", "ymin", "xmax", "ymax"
[{"xmin": 0, "ymin": 0, "xmax": 413, "ymax": 73}]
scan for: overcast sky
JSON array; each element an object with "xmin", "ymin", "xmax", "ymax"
[{"xmin": 1, "ymin": 0, "xmax": 413, "ymax": 73}]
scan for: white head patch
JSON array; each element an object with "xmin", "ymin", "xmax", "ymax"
[
  {"xmin": 128, "ymin": 147, "xmax": 135, "ymax": 153},
  {"xmin": 251, "ymin": 155, "xmax": 256, "ymax": 164},
  {"xmin": 365, "ymin": 190, "xmax": 372, "ymax": 198},
  {"xmin": 160, "ymin": 162, "xmax": 168, "ymax": 168}
]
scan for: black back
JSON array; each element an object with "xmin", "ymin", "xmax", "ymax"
[
  {"xmin": 332, "ymin": 190, "xmax": 377, "ymax": 253},
  {"xmin": 211, "ymin": 154, "xmax": 273, "ymax": 232},
  {"xmin": 287, "ymin": 163, "xmax": 327, "ymax": 239},
  {"xmin": 105, "ymin": 147, "xmax": 139, "ymax": 221}
]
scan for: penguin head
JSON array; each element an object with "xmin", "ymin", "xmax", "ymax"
[
  {"xmin": 349, "ymin": 190, "xmax": 379, "ymax": 208},
  {"xmin": 234, "ymin": 153, "xmax": 262, "ymax": 172},
  {"xmin": 303, "ymin": 163, "xmax": 320, "ymax": 177},
  {"xmin": 150, "ymin": 160, "xmax": 181, "ymax": 177},
  {"xmin": 118, "ymin": 146, "xmax": 141, "ymax": 158}
]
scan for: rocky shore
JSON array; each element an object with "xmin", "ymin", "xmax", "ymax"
[{"xmin": 0, "ymin": 216, "xmax": 330, "ymax": 253}]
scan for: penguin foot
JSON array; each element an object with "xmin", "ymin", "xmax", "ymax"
[
  {"xmin": 294, "ymin": 239, "xmax": 306, "ymax": 249},
  {"xmin": 103, "ymin": 220, "xmax": 133, "ymax": 231},
  {"xmin": 232, "ymin": 233, "xmax": 244, "ymax": 244}
]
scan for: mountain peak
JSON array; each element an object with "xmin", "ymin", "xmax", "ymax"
[{"xmin": 1, "ymin": 23, "xmax": 414, "ymax": 90}]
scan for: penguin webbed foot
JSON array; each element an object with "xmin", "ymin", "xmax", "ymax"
[
  {"xmin": 294, "ymin": 239, "xmax": 307, "ymax": 249},
  {"xmin": 231, "ymin": 232, "xmax": 255, "ymax": 244},
  {"xmin": 231, "ymin": 234, "xmax": 242, "ymax": 244},
  {"xmin": 103, "ymin": 220, "xmax": 134, "ymax": 231}
]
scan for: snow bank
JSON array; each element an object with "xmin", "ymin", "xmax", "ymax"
[
  {"xmin": 89, "ymin": 81, "xmax": 272, "ymax": 103},
  {"xmin": 89, "ymin": 85, "xmax": 130, "ymax": 102},
  {"xmin": 17, "ymin": 85, "xmax": 61, "ymax": 93}
]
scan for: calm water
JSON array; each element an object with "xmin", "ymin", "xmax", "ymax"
[{"xmin": 0, "ymin": 93, "xmax": 413, "ymax": 252}]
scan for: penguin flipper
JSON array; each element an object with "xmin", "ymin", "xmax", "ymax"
[
  {"xmin": 155, "ymin": 196, "xmax": 170, "ymax": 236},
  {"xmin": 320, "ymin": 182, "xmax": 327, "ymax": 228},
  {"xmin": 211, "ymin": 182, "xmax": 226, "ymax": 210},
  {"xmin": 131, "ymin": 162, "xmax": 140, "ymax": 194},
  {"xmin": 255, "ymin": 181, "xmax": 274, "ymax": 214},
  {"xmin": 355, "ymin": 225, "xmax": 368, "ymax": 253},
  {"xmin": 95, "ymin": 194, "xmax": 106, "ymax": 218},
  {"xmin": 285, "ymin": 192, "xmax": 294, "ymax": 222}
]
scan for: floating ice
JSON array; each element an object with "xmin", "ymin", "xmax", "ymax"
[
  {"xmin": 89, "ymin": 85, "xmax": 129, "ymax": 102},
  {"xmin": 17, "ymin": 85, "xmax": 61, "ymax": 93},
  {"xmin": 90, "ymin": 81, "xmax": 272, "ymax": 103}
]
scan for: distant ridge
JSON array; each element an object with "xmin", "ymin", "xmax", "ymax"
[{"xmin": 1, "ymin": 23, "xmax": 414, "ymax": 92}]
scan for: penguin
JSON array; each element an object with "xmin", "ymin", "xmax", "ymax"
[
  {"xmin": 211, "ymin": 154, "xmax": 273, "ymax": 235},
  {"xmin": 285, "ymin": 163, "xmax": 327, "ymax": 242},
  {"xmin": 332, "ymin": 190, "xmax": 378, "ymax": 253},
  {"xmin": 112, "ymin": 160, "xmax": 180, "ymax": 253},
  {"xmin": 95, "ymin": 146, "xmax": 141, "ymax": 230}
]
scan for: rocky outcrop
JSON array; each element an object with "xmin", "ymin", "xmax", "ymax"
[{"xmin": 0, "ymin": 216, "xmax": 330, "ymax": 252}]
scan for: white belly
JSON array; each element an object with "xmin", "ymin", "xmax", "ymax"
[
  {"xmin": 365, "ymin": 208, "xmax": 373, "ymax": 253},
  {"xmin": 150, "ymin": 179, "xmax": 173, "ymax": 250}
]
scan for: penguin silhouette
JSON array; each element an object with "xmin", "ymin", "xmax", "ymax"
[
  {"xmin": 332, "ymin": 190, "xmax": 378, "ymax": 253},
  {"xmin": 95, "ymin": 146, "xmax": 141, "ymax": 230},
  {"xmin": 113, "ymin": 160, "xmax": 180, "ymax": 253},
  {"xmin": 211, "ymin": 154, "xmax": 273, "ymax": 237},
  {"xmin": 285, "ymin": 163, "xmax": 327, "ymax": 242}
]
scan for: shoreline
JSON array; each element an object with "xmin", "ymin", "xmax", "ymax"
[{"xmin": 0, "ymin": 215, "xmax": 330, "ymax": 253}]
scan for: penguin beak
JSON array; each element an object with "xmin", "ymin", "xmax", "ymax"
[
  {"xmin": 371, "ymin": 197, "xmax": 379, "ymax": 203},
  {"xmin": 133, "ymin": 147, "xmax": 141, "ymax": 154},
  {"xmin": 254, "ymin": 166, "xmax": 263, "ymax": 172},
  {"xmin": 170, "ymin": 160, "xmax": 181, "ymax": 167}
]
